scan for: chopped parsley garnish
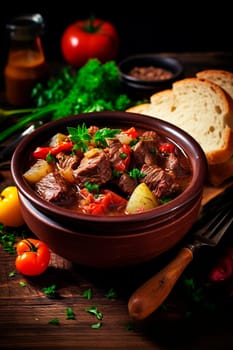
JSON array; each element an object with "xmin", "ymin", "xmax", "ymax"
[
  {"xmin": 66, "ymin": 307, "xmax": 76, "ymax": 320},
  {"xmin": 19, "ymin": 281, "xmax": 27, "ymax": 287},
  {"xmin": 42, "ymin": 284, "xmax": 58, "ymax": 298},
  {"xmin": 104, "ymin": 287, "xmax": 118, "ymax": 299},
  {"xmin": 85, "ymin": 306, "xmax": 103, "ymax": 320},
  {"xmin": 48, "ymin": 318, "xmax": 60, "ymax": 325},
  {"xmin": 128, "ymin": 168, "xmax": 146, "ymax": 179},
  {"xmin": 85, "ymin": 182, "xmax": 99, "ymax": 193},
  {"xmin": 82, "ymin": 288, "xmax": 93, "ymax": 299}
]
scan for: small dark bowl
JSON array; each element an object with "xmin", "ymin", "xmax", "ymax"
[
  {"xmin": 118, "ymin": 54, "xmax": 183, "ymax": 100},
  {"xmin": 11, "ymin": 111, "xmax": 207, "ymax": 268}
]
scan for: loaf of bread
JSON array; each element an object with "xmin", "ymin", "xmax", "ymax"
[{"xmin": 127, "ymin": 77, "xmax": 233, "ymax": 166}]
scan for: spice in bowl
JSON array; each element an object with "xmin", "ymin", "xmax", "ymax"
[{"xmin": 128, "ymin": 66, "xmax": 174, "ymax": 81}]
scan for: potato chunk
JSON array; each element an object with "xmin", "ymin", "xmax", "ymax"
[
  {"xmin": 23, "ymin": 159, "xmax": 53, "ymax": 184},
  {"xmin": 126, "ymin": 183, "xmax": 158, "ymax": 214}
]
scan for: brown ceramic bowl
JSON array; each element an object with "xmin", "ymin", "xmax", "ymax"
[
  {"xmin": 118, "ymin": 54, "xmax": 183, "ymax": 100},
  {"xmin": 11, "ymin": 111, "xmax": 207, "ymax": 268}
]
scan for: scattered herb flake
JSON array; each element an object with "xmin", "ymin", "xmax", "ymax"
[
  {"xmin": 0, "ymin": 223, "xmax": 30, "ymax": 254},
  {"xmin": 66, "ymin": 307, "xmax": 76, "ymax": 320},
  {"xmin": 42, "ymin": 284, "xmax": 58, "ymax": 298},
  {"xmin": 19, "ymin": 281, "xmax": 27, "ymax": 287},
  {"xmin": 85, "ymin": 182, "xmax": 99, "ymax": 193},
  {"xmin": 85, "ymin": 306, "xmax": 103, "ymax": 320},
  {"xmin": 128, "ymin": 168, "xmax": 146, "ymax": 179},
  {"xmin": 82, "ymin": 288, "xmax": 93, "ymax": 299},
  {"xmin": 91, "ymin": 322, "xmax": 102, "ymax": 329},
  {"xmin": 8, "ymin": 271, "xmax": 16, "ymax": 278},
  {"xmin": 104, "ymin": 287, "xmax": 117, "ymax": 299},
  {"xmin": 48, "ymin": 318, "xmax": 60, "ymax": 325}
]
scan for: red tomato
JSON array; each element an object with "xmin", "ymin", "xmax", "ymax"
[
  {"xmin": 15, "ymin": 238, "xmax": 51, "ymax": 276},
  {"xmin": 61, "ymin": 17, "xmax": 119, "ymax": 67}
]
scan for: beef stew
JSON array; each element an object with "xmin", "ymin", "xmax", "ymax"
[{"xmin": 23, "ymin": 123, "xmax": 192, "ymax": 216}]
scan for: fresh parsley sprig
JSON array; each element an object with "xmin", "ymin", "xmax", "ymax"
[
  {"xmin": 67, "ymin": 123, "xmax": 92, "ymax": 152},
  {"xmin": 93, "ymin": 127, "xmax": 121, "ymax": 147}
]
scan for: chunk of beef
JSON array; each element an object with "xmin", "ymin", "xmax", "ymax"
[
  {"xmin": 56, "ymin": 152, "xmax": 81, "ymax": 170},
  {"xmin": 107, "ymin": 138, "xmax": 131, "ymax": 169},
  {"xmin": 35, "ymin": 171, "xmax": 77, "ymax": 206},
  {"xmin": 140, "ymin": 164, "xmax": 181, "ymax": 199},
  {"xmin": 158, "ymin": 152, "xmax": 192, "ymax": 177},
  {"xmin": 73, "ymin": 150, "xmax": 112, "ymax": 187},
  {"xmin": 118, "ymin": 173, "xmax": 138, "ymax": 196},
  {"xmin": 132, "ymin": 131, "xmax": 159, "ymax": 168}
]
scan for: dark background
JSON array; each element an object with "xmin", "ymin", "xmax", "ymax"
[{"xmin": 0, "ymin": 1, "xmax": 232, "ymax": 73}]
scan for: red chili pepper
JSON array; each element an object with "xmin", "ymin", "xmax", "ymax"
[
  {"xmin": 158, "ymin": 142, "xmax": 175, "ymax": 154},
  {"xmin": 32, "ymin": 142, "xmax": 74, "ymax": 159},
  {"xmin": 114, "ymin": 144, "xmax": 131, "ymax": 172}
]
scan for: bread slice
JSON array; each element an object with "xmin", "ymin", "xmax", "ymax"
[
  {"xmin": 196, "ymin": 69, "xmax": 233, "ymax": 100},
  {"xmin": 196, "ymin": 70, "xmax": 233, "ymax": 185},
  {"xmin": 127, "ymin": 77, "xmax": 233, "ymax": 165},
  {"xmin": 126, "ymin": 103, "xmax": 151, "ymax": 113}
]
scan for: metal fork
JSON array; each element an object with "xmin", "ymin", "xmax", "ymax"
[{"xmin": 128, "ymin": 188, "xmax": 233, "ymax": 321}]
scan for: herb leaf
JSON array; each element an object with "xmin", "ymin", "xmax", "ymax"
[
  {"xmin": 82, "ymin": 288, "xmax": 93, "ymax": 299},
  {"xmin": 66, "ymin": 307, "xmax": 76, "ymax": 320},
  {"xmin": 48, "ymin": 318, "xmax": 60, "ymax": 325},
  {"xmin": 42, "ymin": 284, "xmax": 58, "ymax": 298},
  {"xmin": 85, "ymin": 306, "xmax": 103, "ymax": 320},
  {"xmin": 104, "ymin": 287, "xmax": 117, "ymax": 299},
  {"xmin": 93, "ymin": 127, "xmax": 121, "ymax": 147},
  {"xmin": 67, "ymin": 123, "xmax": 92, "ymax": 152}
]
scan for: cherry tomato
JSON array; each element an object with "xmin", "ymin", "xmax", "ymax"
[
  {"xmin": 61, "ymin": 17, "xmax": 119, "ymax": 67},
  {"xmin": 15, "ymin": 238, "xmax": 51, "ymax": 276},
  {"xmin": 0, "ymin": 186, "xmax": 25, "ymax": 227}
]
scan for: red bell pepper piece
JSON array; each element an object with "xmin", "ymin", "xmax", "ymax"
[
  {"xmin": 158, "ymin": 142, "xmax": 175, "ymax": 155},
  {"xmin": 32, "ymin": 142, "xmax": 74, "ymax": 159},
  {"xmin": 114, "ymin": 143, "xmax": 131, "ymax": 172},
  {"xmin": 122, "ymin": 127, "xmax": 139, "ymax": 139},
  {"xmin": 84, "ymin": 190, "xmax": 127, "ymax": 215}
]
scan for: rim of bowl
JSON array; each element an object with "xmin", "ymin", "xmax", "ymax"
[
  {"xmin": 118, "ymin": 54, "xmax": 183, "ymax": 84},
  {"xmin": 11, "ymin": 111, "xmax": 208, "ymax": 224}
]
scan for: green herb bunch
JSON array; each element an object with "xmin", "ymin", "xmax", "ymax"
[{"xmin": 0, "ymin": 59, "xmax": 136, "ymax": 143}]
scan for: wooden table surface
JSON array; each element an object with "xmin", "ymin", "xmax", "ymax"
[{"xmin": 1, "ymin": 51, "xmax": 233, "ymax": 350}]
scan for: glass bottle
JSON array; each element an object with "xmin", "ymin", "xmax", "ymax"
[{"xmin": 4, "ymin": 13, "xmax": 49, "ymax": 107}]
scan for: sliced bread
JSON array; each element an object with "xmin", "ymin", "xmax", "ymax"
[
  {"xmin": 196, "ymin": 69, "xmax": 233, "ymax": 100},
  {"xmin": 196, "ymin": 69, "xmax": 233, "ymax": 185},
  {"xmin": 127, "ymin": 77, "xmax": 233, "ymax": 165}
]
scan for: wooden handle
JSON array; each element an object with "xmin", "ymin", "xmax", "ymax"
[{"xmin": 128, "ymin": 247, "xmax": 194, "ymax": 320}]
